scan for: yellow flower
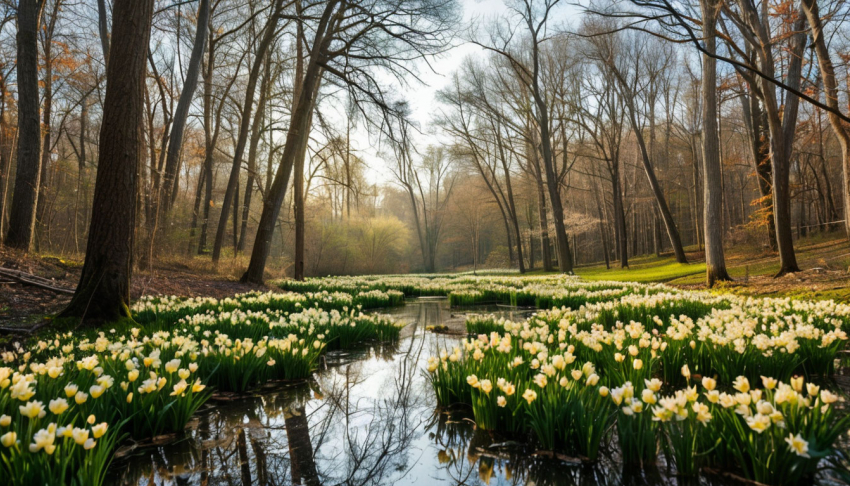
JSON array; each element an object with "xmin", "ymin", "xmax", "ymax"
[
  {"xmin": 83, "ymin": 438, "xmax": 96, "ymax": 450},
  {"xmin": 49, "ymin": 398, "xmax": 69, "ymax": 415},
  {"xmin": 633, "ymin": 359, "xmax": 643, "ymax": 370},
  {"xmin": 89, "ymin": 385, "xmax": 105, "ymax": 399},
  {"xmin": 127, "ymin": 370, "xmax": 139, "ymax": 382},
  {"xmin": 533, "ymin": 374, "xmax": 547, "ymax": 388},
  {"xmin": 0, "ymin": 415, "xmax": 10, "ymax": 427},
  {"xmin": 645, "ymin": 378, "xmax": 662, "ymax": 392},
  {"xmin": 571, "ymin": 370, "xmax": 583, "ymax": 380},
  {"xmin": 790, "ymin": 376, "xmax": 804, "ymax": 392},
  {"xmin": 72, "ymin": 427, "xmax": 89, "ymax": 445},
  {"xmin": 92, "ymin": 422, "xmax": 108, "ymax": 439},
  {"xmin": 466, "ymin": 375, "xmax": 479, "ymax": 388},
  {"xmin": 761, "ymin": 376, "xmax": 777, "ymax": 390},
  {"xmin": 171, "ymin": 380, "xmax": 188, "ymax": 396},
  {"xmin": 165, "ymin": 359, "xmax": 181, "ymax": 374},
  {"xmin": 29, "ymin": 427, "xmax": 56, "ymax": 454},
  {"xmin": 820, "ymin": 390, "xmax": 839, "ymax": 404},
  {"xmin": 806, "ymin": 383, "xmax": 819, "ymax": 397},
  {"xmin": 75, "ymin": 392, "xmax": 88, "ymax": 405},
  {"xmin": 785, "ymin": 433, "xmax": 810, "ymax": 458},
  {"xmin": 733, "ymin": 376, "xmax": 750, "ymax": 393},
  {"xmin": 497, "ymin": 396, "xmax": 507, "ymax": 407},
  {"xmin": 681, "ymin": 365, "xmax": 691, "ymax": 380},
  {"xmin": 19, "ymin": 400, "xmax": 45, "ymax": 419},
  {"xmin": 745, "ymin": 414, "xmax": 771, "ymax": 434},
  {"xmin": 598, "ymin": 386, "xmax": 609, "ymax": 397},
  {"xmin": 87, "ymin": 414, "xmax": 96, "ymax": 425},
  {"xmin": 522, "ymin": 389, "xmax": 537, "ymax": 404},
  {"xmin": 127, "ymin": 392, "xmax": 133, "ymax": 403},
  {"xmin": 192, "ymin": 379, "xmax": 206, "ymax": 393},
  {"xmin": 480, "ymin": 379, "xmax": 493, "ymax": 394},
  {"xmin": 64, "ymin": 383, "xmax": 79, "ymax": 398},
  {"xmin": 1, "ymin": 431, "xmax": 16, "ymax": 448},
  {"xmin": 701, "ymin": 377, "xmax": 716, "ymax": 391}
]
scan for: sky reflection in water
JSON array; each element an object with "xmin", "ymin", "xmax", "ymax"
[{"xmin": 106, "ymin": 300, "xmax": 745, "ymax": 486}]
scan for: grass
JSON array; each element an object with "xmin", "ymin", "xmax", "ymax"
[
  {"xmin": 565, "ymin": 232, "xmax": 850, "ymax": 299},
  {"xmin": 577, "ymin": 257, "xmax": 705, "ymax": 283}
]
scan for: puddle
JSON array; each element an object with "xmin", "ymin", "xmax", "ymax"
[{"xmin": 103, "ymin": 299, "xmax": 809, "ymax": 485}]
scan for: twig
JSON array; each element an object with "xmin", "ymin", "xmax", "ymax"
[{"xmin": 0, "ymin": 267, "xmax": 76, "ymax": 295}]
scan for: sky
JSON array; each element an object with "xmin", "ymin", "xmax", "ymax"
[
  {"xmin": 355, "ymin": 0, "xmax": 585, "ymax": 186},
  {"xmin": 358, "ymin": 0, "xmax": 510, "ymax": 185}
]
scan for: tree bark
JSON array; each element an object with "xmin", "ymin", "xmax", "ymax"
[
  {"xmin": 5, "ymin": 0, "xmax": 44, "ymax": 251},
  {"xmin": 97, "ymin": 0, "xmax": 110, "ymax": 68},
  {"xmin": 699, "ymin": 0, "xmax": 731, "ymax": 286},
  {"xmin": 238, "ymin": 51, "xmax": 271, "ymax": 252},
  {"xmin": 59, "ymin": 0, "xmax": 155, "ymax": 322}
]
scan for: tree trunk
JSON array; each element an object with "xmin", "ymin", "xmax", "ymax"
[
  {"xmin": 242, "ymin": 0, "xmax": 340, "ymax": 284},
  {"xmin": 699, "ymin": 0, "xmax": 732, "ymax": 286},
  {"xmin": 97, "ymin": 0, "xmax": 110, "ymax": 67},
  {"xmin": 159, "ymin": 0, "xmax": 211, "ymax": 222},
  {"xmin": 5, "ymin": 0, "xmax": 44, "ymax": 251},
  {"xmin": 801, "ymin": 0, "xmax": 850, "ymax": 238},
  {"xmin": 620, "ymin": 91, "xmax": 688, "ymax": 263},
  {"xmin": 741, "ymin": 88, "xmax": 777, "ymax": 250},
  {"xmin": 212, "ymin": 0, "xmax": 283, "ymax": 264},
  {"xmin": 59, "ymin": 0, "xmax": 155, "ymax": 322},
  {"xmin": 238, "ymin": 51, "xmax": 270, "ymax": 252}
]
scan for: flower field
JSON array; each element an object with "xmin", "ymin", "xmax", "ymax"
[
  {"xmin": 423, "ymin": 278, "xmax": 850, "ymax": 484},
  {"xmin": 276, "ymin": 274, "xmax": 850, "ymax": 483},
  {"xmin": 4, "ymin": 274, "xmax": 850, "ymax": 485},
  {"xmin": 0, "ymin": 290, "xmax": 405, "ymax": 485}
]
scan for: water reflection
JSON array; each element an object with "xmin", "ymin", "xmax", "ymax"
[{"xmin": 106, "ymin": 299, "xmax": 763, "ymax": 486}]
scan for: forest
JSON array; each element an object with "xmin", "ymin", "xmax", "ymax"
[
  {"xmin": 2, "ymin": 0, "xmax": 850, "ymax": 484},
  {"xmin": 0, "ymin": 0, "xmax": 847, "ymax": 318}
]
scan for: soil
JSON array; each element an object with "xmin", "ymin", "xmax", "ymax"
[{"xmin": 0, "ymin": 247, "xmax": 272, "ymax": 332}]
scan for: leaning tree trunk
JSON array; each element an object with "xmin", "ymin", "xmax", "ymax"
[
  {"xmin": 242, "ymin": 54, "xmax": 326, "ymax": 284},
  {"xmin": 238, "ymin": 52, "xmax": 270, "ymax": 252},
  {"xmin": 5, "ymin": 0, "xmax": 44, "ymax": 251},
  {"xmin": 242, "ymin": 0, "xmax": 339, "ymax": 284},
  {"xmin": 59, "ymin": 0, "xmax": 155, "ymax": 323},
  {"xmin": 699, "ymin": 0, "xmax": 731, "ymax": 286},
  {"xmin": 212, "ymin": 0, "xmax": 283, "ymax": 264},
  {"xmin": 159, "ymin": 0, "xmax": 211, "ymax": 222},
  {"xmin": 621, "ymin": 96, "xmax": 688, "ymax": 263}
]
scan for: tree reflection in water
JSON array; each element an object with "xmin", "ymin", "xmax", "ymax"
[{"xmin": 105, "ymin": 300, "xmax": 738, "ymax": 486}]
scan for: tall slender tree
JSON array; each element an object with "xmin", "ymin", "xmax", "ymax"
[
  {"xmin": 5, "ymin": 0, "xmax": 45, "ymax": 251},
  {"xmin": 59, "ymin": 0, "xmax": 155, "ymax": 322}
]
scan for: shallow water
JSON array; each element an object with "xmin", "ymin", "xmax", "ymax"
[{"xmin": 104, "ymin": 299, "xmax": 821, "ymax": 486}]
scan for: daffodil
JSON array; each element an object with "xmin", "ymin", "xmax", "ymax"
[{"xmin": 785, "ymin": 433, "xmax": 810, "ymax": 458}]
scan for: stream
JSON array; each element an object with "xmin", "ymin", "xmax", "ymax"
[{"xmin": 104, "ymin": 299, "xmax": 771, "ymax": 486}]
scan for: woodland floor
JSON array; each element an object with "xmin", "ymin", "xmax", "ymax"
[
  {"xmin": 0, "ymin": 248, "xmax": 271, "ymax": 333},
  {"xmin": 1, "ymin": 231, "xmax": 849, "ymax": 333}
]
